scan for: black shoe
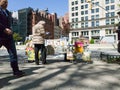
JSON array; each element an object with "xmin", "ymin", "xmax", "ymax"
[
  {"xmin": 28, "ymin": 60, "xmax": 34, "ymax": 63},
  {"xmin": 35, "ymin": 62, "xmax": 39, "ymax": 65},
  {"xmin": 35, "ymin": 60, "xmax": 39, "ymax": 65},
  {"xmin": 42, "ymin": 61, "xmax": 47, "ymax": 64},
  {"xmin": 13, "ymin": 70, "xmax": 25, "ymax": 77}
]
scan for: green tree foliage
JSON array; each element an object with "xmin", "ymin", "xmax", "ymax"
[
  {"xmin": 13, "ymin": 33, "xmax": 23, "ymax": 42},
  {"xmin": 90, "ymin": 38, "xmax": 94, "ymax": 44}
]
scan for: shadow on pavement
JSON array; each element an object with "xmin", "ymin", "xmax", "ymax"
[
  {"xmin": 0, "ymin": 75, "xmax": 15, "ymax": 89},
  {"xmin": 46, "ymin": 59, "xmax": 65, "ymax": 64},
  {"xmin": 14, "ymin": 64, "xmax": 72, "ymax": 90},
  {"xmin": 0, "ymin": 66, "xmax": 44, "ymax": 89},
  {"xmin": 0, "ymin": 55, "xmax": 10, "ymax": 62},
  {"xmin": 8, "ymin": 63, "xmax": 120, "ymax": 90}
]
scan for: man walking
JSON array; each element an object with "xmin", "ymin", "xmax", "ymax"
[{"xmin": 0, "ymin": 0, "xmax": 25, "ymax": 76}]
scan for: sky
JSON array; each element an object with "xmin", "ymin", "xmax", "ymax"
[{"xmin": 8, "ymin": 0, "xmax": 68, "ymax": 17}]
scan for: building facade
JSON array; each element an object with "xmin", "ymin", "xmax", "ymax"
[
  {"xmin": 32, "ymin": 9, "xmax": 55, "ymax": 39},
  {"xmin": 59, "ymin": 13, "xmax": 70, "ymax": 38},
  {"xmin": 12, "ymin": 8, "xmax": 57, "ymax": 41},
  {"xmin": 11, "ymin": 11, "xmax": 19, "ymax": 33},
  {"xmin": 69, "ymin": 0, "xmax": 120, "ymax": 43},
  {"xmin": 18, "ymin": 7, "xmax": 33, "ymax": 41}
]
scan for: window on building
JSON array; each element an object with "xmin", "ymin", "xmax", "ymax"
[
  {"xmin": 72, "ymin": 13, "xmax": 74, "ymax": 17},
  {"xmin": 96, "ymin": 21, "xmax": 99, "ymax": 26},
  {"xmin": 91, "ymin": 30, "xmax": 100, "ymax": 35},
  {"xmin": 72, "ymin": 7, "xmax": 74, "ymax": 11},
  {"xmin": 111, "ymin": 12, "xmax": 115, "ymax": 17},
  {"xmin": 105, "ymin": 29, "xmax": 113, "ymax": 34},
  {"xmin": 75, "ymin": 6, "xmax": 78, "ymax": 10},
  {"xmin": 72, "ymin": 24, "xmax": 75, "ymax": 29},
  {"xmin": 75, "ymin": 23, "xmax": 78, "ymax": 28},
  {"xmin": 111, "ymin": 18, "xmax": 115, "ymax": 24},
  {"xmin": 76, "ymin": 32, "xmax": 79, "ymax": 36},
  {"xmin": 85, "ymin": 22, "xmax": 88, "ymax": 27},
  {"xmin": 72, "ymin": 32, "xmax": 79, "ymax": 36},
  {"xmin": 81, "ymin": 31, "xmax": 89, "ymax": 36},
  {"xmin": 91, "ymin": 15, "xmax": 94, "ymax": 20},
  {"xmin": 81, "ymin": 22, "xmax": 84, "ymax": 28},
  {"xmin": 95, "ymin": 2, "xmax": 99, "ymax": 6},
  {"xmin": 81, "ymin": 17, "xmax": 84, "ymax": 21},
  {"xmin": 81, "ymin": 5, "xmax": 84, "ymax": 9},
  {"xmin": 81, "ymin": 0, "xmax": 84, "ymax": 3},
  {"xmin": 81, "ymin": 11, "xmax": 84, "ymax": 15},
  {"xmin": 71, "ymin": 24, "xmax": 74, "ymax": 28},
  {"xmin": 96, "ymin": 15, "xmax": 99, "ymax": 19},
  {"xmin": 106, "ymin": 6, "xmax": 109, "ymax": 11},
  {"xmin": 96, "ymin": 8, "xmax": 99, "ymax": 13},
  {"xmin": 91, "ymin": 9, "xmax": 94, "ymax": 13},
  {"xmin": 106, "ymin": 13, "xmax": 109, "ymax": 17},
  {"xmin": 76, "ymin": 18, "xmax": 78, "ymax": 22},
  {"xmin": 105, "ymin": 0, "xmax": 109, "ymax": 4},
  {"xmin": 72, "ymin": 2, "xmax": 74, "ymax": 5},
  {"xmin": 106, "ymin": 19, "xmax": 109, "ymax": 25},
  {"xmin": 85, "ymin": 10, "xmax": 88, "ymax": 14},
  {"xmin": 105, "ymin": 29, "xmax": 109, "ymax": 34},
  {"xmin": 72, "ymin": 18, "xmax": 74, "ymax": 22},
  {"xmin": 75, "ymin": 12, "xmax": 78, "ymax": 16},
  {"xmin": 85, "ymin": 4, "xmax": 88, "ymax": 8},
  {"xmin": 81, "ymin": 32, "xmax": 83, "ymax": 35},
  {"xmin": 92, "ymin": 21, "xmax": 95, "ymax": 27},
  {"xmin": 91, "ymin": 31, "xmax": 94, "ymax": 35},
  {"xmin": 111, "ymin": 0, "xmax": 114, "ymax": 3},
  {"xmin": 72, "ymin": 32, "xmax": 75, "ymax": 36},
  {"xmin": 75, "ymin": 1, "xmax": 78, "ymax": 4},
  {"xmin": 111, "ymin": 5, "xmax": 115, "ymax": 10},
  {"xmin": 86, "ymin": 31, "xmax": 89, "ymax": 35},
  {"xmin": 85, "ymin": 16, "xmax": 88, "ymax": 20}
]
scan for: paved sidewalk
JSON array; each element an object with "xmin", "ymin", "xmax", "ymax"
[{"xmin": 0, "ymin": 52, "xmax": 120, "ymax": 90}]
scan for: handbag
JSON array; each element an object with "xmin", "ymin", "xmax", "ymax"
[{"xmin": 67, "ymin": 51, "xmax": 74, "ymax": 60}]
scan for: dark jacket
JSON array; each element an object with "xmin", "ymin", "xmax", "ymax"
[
  {"xmin": 0, "ymin": 7, "xmax": 12, "ymax": 40},
  {"xmin": 118, "ymin": 31, "xmax": 120, "ymax": 40},
  {"xmin": 117, "ymin": 22, "xmax": 120, "ymax": 40}
]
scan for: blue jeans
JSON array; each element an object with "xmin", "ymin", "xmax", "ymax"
[{"xmin": 0, "ymin": 37, "xmax": 18, "ymax": 62}]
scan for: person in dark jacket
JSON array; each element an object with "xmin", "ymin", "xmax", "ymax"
[{"xmin": 0, "ymin": 0, "xmax": 25, "ymax": 77}]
